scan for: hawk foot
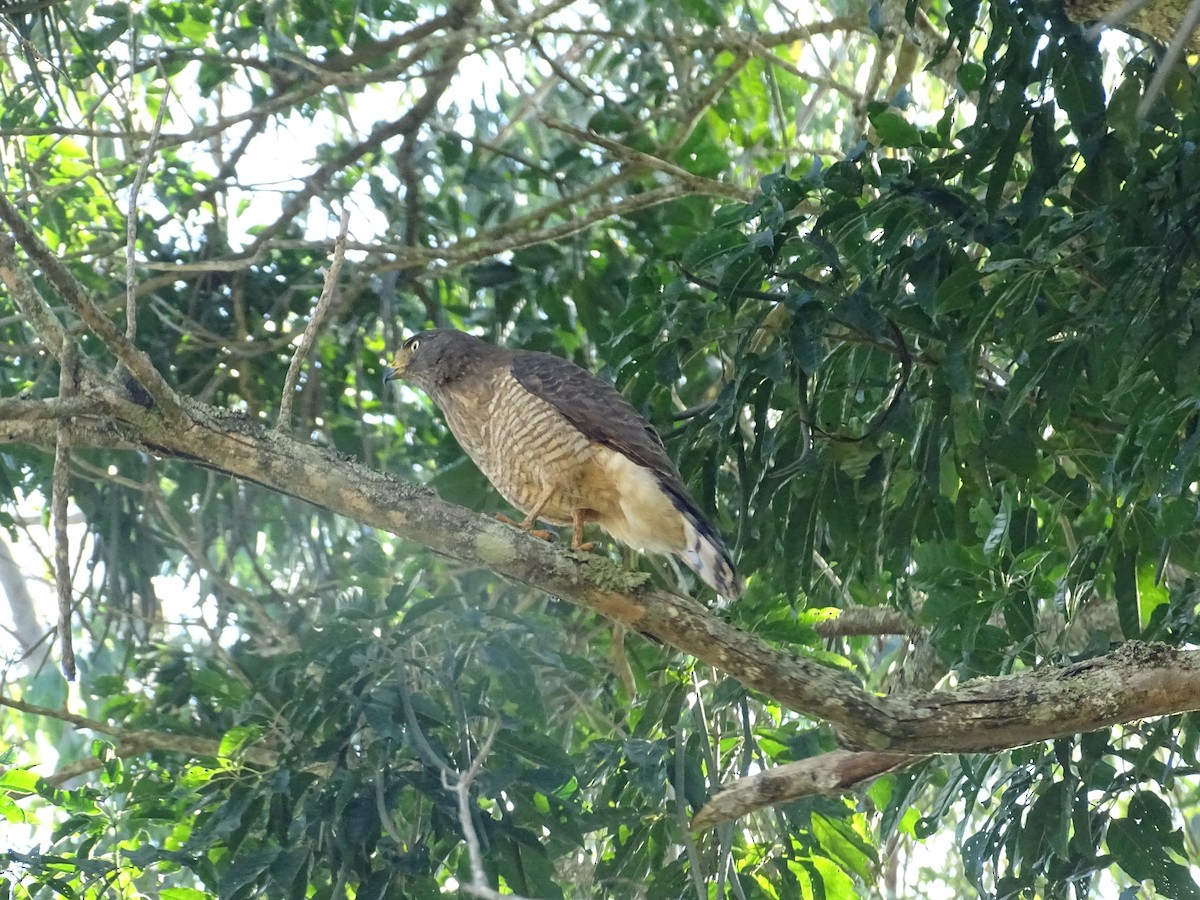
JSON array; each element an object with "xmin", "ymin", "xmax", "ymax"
[
  {"xmin": 495, "ymin": 512, "xmax": 553, "ymax": 542},
  {"xmin": 571, "ymin": 539, "xmax": 596, "ymax": 552}
]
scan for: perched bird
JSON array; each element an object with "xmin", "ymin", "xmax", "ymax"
[{"xmin": 383, "ymin": 329, "xmax": 743, "ymax": 600}]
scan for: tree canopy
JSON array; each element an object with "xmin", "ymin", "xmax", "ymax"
[{"xmin": 2, "ymin": 0, "xmax": 1200, "ymax": 897}]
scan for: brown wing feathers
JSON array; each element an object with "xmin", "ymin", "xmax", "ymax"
[{"xmin": 509, "ymin": 353, "xmax": 680, "ymax": 481}]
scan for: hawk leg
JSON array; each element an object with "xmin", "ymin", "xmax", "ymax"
[
  {"xmin": 497, "ymin": 487, "xmax": 557, "ymax": 542},
  {"xmin": 495, "ymin": 512, "xmax": 554, "ymax": 542},
  {"xmin": 571, "ymin": 508, "xmax": 596, "ymax": 552}
]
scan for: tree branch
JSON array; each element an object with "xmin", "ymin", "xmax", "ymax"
[
  {"xmin": 3, "ymin": 391, "xmax": 1199, "ymax": 757},
  {"xmin": 541, "ymin": 118, "xmax": 755, "ymax": 202},
  {"xmin": 244, "ymin": 28, "xmax": 475, "ymax": 256},
  {"xmin": 53, "ymin": 338, "xmax": 77, "ymax": 680},
  {"xmin": 441, "ymin": 723, "xmax": 536, "ymax": 900},
  {"xmin": 0, "ymin": 233, "xmax": 68, "ymax": 361},
  {"xmin": 2, "ymin": 243, "xmax": 1199, "ymax": 768},
  {"xmin": 691, "ymin": 750, "xmax": 920, "ymax": 831},
  {"xmin": 812, "ymin": 605, "xmax": 915, "ymax": 638},
  {"xmin": 277, "ymin": 208, "xmax": 350, "ymax": 432},
  {"xmin": 0, "ymin": 695, "xmax": 290, "ymax": 783}
]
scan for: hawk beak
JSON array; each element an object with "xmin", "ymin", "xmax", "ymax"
[{"xmin": 383, "ymin": 352, "xmax": 408, "ymax": 385}]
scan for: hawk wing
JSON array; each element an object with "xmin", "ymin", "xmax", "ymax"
[{"xmin": 509, "ymin": 351, "xmax": 686, "ymax": 489}]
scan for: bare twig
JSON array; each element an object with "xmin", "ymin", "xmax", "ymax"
[
  {"xmin": 0, "ymin": 695, "xmax": 299, "ymax": 788},
  {"xmin": 441, "ymin": 722, "xmax": 537, "ymax": 900},
  {"xmin": 492, "ymin": 35, "xmax": 591, "ymax": 148},
  {"xmin": 125, "ymin": 70, "xmax": 171, "ymax": 343},
  {"xmin": 371, "ymin": 183, "xmax": 707, "ymax": 274},
  {"xmin": 717, "ymin": 28, "xmax": 863, "ymax": 103},
  {"xmin": 277, "ymin": 208, "xmax": 351, "ymax": 432},
  {"xmin": 53, "ymin": 339, "xmax": 77, "ymax": 680},
  {"xmin": 375, "ymin": 771, "xmax": 409, "ymax": 846},
  {"xmin": 542, "ymin": 118, "xmax": 755, "ymax": 202},
  {"xmin": 662, "ymin": 51, "xmax": 751, "ymax": 156},
  {"xmin": 244, "ymin": 40, "xmax": 471, "ymax": 256},
  {"xmin": 0, "ymin": 695, "xmax": 119, "ymax": 735},
  {"xmin": 1137, "ymin": 0, "xmax": 1200, "ymax": 117}
]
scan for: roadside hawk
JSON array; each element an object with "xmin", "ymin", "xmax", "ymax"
[{"xmin": 383, "ymin": 329, "xmax": 743, "ymax": 600}]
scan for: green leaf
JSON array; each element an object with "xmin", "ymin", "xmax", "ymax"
[
  {"xmin": 932, "ymin": 262, "xmax": 981, "ymax": 315},
  {"xmin": 1108, "ymin": 794, "xmax": 1200, "ymax": 900},
  {"xmin": 681, "ymin": 229, "xmax": 745, "ymax": 271},
  {"xmin": 958, "ymin": 63, "xmax": 986, "ymax": 93},
  {"xmin": 983, "ymin": 496, "xmax": 1009, "ymax": 555},
  {"xmin": 871, "ymin": 110, "xmax": 922, "ymax": 148},
  {"xmin": 1114, "ymin": 549, "xmax": 1140, "ymax": 639},
  {"xmin": 1016, "ymin": 779, "xmax": 1070, "ymax": 865},
  {"xmin": 0, "ymin": 769, "xmax": 42, "ymax": 793},
  {"xmin": 810, "ymin": 812, "xmax": 877, "ymax": 881}
]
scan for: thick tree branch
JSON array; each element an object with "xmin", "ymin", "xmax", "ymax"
[
  {"xmin": 3, "ymin": 390, "xmax": 1200, "ymax": 756},
  {"xmin": 0, "ymin": 233, "xmax": 68, "ymax": 361},
  {"xmin": 1, "ymin": 254, "xmax": 1198, "ymax": 761}
]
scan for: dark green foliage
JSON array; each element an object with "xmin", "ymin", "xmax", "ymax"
[{"xmin": 3, "ymin": 0, "xmax": 1200, "ymax": 896}]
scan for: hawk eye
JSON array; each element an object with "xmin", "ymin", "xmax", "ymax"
[{"xmin": 407, "ymin": 338, "xmax": 420, "ymax": 351}]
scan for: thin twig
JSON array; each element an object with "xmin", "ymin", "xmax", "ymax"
[
  {"xmin": 276, "ymin": 208, "xmax": 351, "ymax": 432},
  {"xmin": 719, "ymin": 27, "xmax": 862, "ymax": 103},
  {"xmin": 371, "ymin": 183, "xmax": 704, "ymax": 274},
  {"xmin": 441, "ymin": 722, "xmax": 537, "ymax": 900},
  {"xmin": 0, "ymin": 698, "xmax": 307, "ymax": 787},
  {"xmin": 125, "ymin": 68, "xmax": 171, "ymax": 343},
  {"xmin": 53, "ymin": 339, "xmax": 77, "ymax": 680},
  {"xmin": 1137, "ymin": 0, "xmax": 1200, "ymax": 118},
  {"xmin": 245, "ymin": 42, "xmax": 470, "ymax": 256},
  {"xmin": 0, "ymin": 194, "xmax": 188, "ymax": 423},
  {"xmin": 395, "ymin": 653, "xmax": 453, "ymax": 772},
  {"xmin": 542, "ymin": 118, "xmax": 754, "ymax": 202},
  {"xmin": 492, "ymin": 36, "xmax": 591, "ymax": 148},
  {"xmin": 0, "ymin": 695, "xmax": 119, "ymax": 735}
]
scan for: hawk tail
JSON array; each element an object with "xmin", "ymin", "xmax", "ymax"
[{"xmin": 679, "ymin": 509, "xmax": 744, "ymax": 601}]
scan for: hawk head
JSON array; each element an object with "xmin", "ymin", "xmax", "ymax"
[{"xmin": 383, "ymin": 329, "xmax": 503, "ymax": 393}]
